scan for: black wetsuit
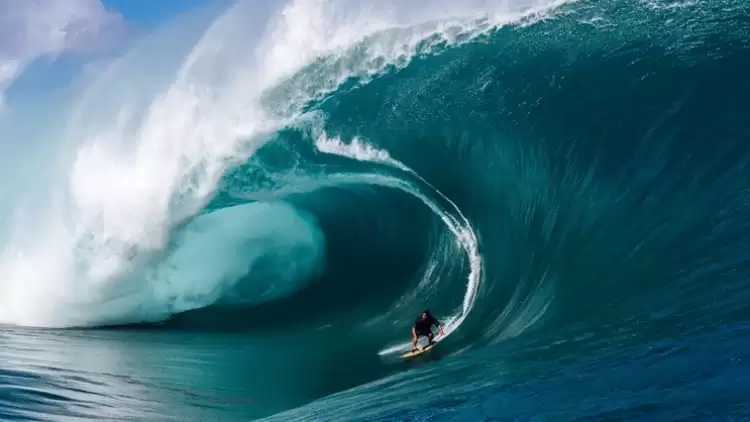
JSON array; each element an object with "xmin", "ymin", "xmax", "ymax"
[{"xmin": 414, "ymin": 315, "xmax": 440, "ymax": 336}]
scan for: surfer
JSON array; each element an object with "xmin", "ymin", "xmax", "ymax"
[{"xmin": 411, "ymin": 310, "xmax": 445, "ymax": 350}]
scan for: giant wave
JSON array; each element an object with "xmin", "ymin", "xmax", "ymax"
[
  {"xmin": 1, "ymin": 0, "xmax": 750, "ymax": 419},
  {"xmin": 0, "ymin": 0, "xmax": 544, "ymax": 346}
]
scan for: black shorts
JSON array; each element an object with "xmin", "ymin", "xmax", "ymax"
[{"xmin": 416, "ymin": 329, "xmax": 433, "ymax": 337}]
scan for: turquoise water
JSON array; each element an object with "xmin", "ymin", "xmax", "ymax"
[{"xmin": 1, "ymin": 0, "xmax": 750, "ymax": 420}]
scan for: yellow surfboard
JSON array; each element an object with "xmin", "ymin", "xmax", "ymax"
[{"xmin": 400, "ymin": 343, "xmax": 436, "ymax": 359}]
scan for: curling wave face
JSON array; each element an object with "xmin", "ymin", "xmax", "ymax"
[{"xmin": 0, "ymin": 0, "xmax": 554, "ymax": 331}]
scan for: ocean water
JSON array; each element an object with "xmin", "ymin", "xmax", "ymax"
[{"xmin": 1, "ymin": 0, "xmax": 749, "ymax": 420}]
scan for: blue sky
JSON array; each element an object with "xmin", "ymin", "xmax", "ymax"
[
  {"xmin": 103, "ymin": 0, "xmax": 228, "ymax": 25},
  {"xmin": 0, "ymin": 0, "xmax": 233, "ymax": 113}
]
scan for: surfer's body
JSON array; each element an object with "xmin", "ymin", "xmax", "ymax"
[{"xmin": 411, "ymin": 310, "xmax": 444, "ymax": 349}]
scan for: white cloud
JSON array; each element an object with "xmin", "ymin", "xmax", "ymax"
[{"xmin": 0, "ymin": 0, "xmax": 127, "ymax": 110}]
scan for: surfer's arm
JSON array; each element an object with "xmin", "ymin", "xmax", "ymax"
[{"xmin": 433, "ymin": 317, "xmax": 445, "ymax": 336}]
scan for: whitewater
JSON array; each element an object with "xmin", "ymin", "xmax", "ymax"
[{"xmin": 1, "ymin": 0, "xmax": 750, "ymax": 420}]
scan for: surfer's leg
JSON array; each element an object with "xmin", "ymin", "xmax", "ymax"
[{"xmin": 427, "ymin": 332, "xmax": 435, "ymax": 345}]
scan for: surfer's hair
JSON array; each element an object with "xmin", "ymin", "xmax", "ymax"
[{"xmin": 422, "ymin": 309, "xmax": 431, "ymax": 316}]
